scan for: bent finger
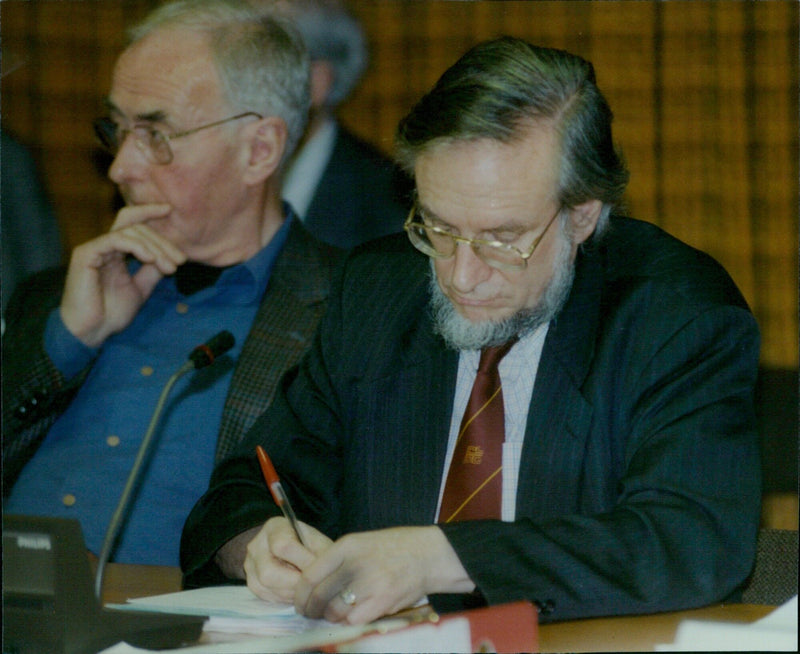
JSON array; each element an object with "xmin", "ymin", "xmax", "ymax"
[{"xmin": 110, "ymin": 203, "xmax": 172, "ymax": 231}]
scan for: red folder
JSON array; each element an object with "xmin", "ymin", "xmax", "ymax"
[{"xmin": 461, "ymin": 601, "xmax": 538, "ymax": 652}]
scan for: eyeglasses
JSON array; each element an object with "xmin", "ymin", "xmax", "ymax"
[
  {"xmin": 93, "ymin": 112, "xmax": 262, "ymax": 165},
  {"xmin": 404, "ymin": 201, "xmax": 563, "ymax": 271}
]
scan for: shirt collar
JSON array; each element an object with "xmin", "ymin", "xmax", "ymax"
[
  {"xmin": 459, "ymin": 323, "xmax": 550, "ymax": 382},
  {"xmin": 147, "ymin": 206, "xmax": 295, "ymax": 305},
  {"xmin": 215, "ymin": 205, "xmax": 295, "ymax": 304}
]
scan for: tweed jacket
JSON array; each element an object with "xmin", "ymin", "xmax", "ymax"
[
  {"xmin": 181, "ymin": 217, "xmax": 761, "ymax": 623},
  {"xmin": 1, "ymin": 220, "xmax": 342, "ymax": 494}
]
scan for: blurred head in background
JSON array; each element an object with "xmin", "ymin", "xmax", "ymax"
[{"xmin": 253, "ymin": 0, "xmax": 366, "ymax": 139}]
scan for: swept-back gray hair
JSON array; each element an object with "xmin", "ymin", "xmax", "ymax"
[
  {"xmin": 128, "ymin": 0, "xmax": 310, "ymax": 160},
  {"xmin": 396, "ymin": 37, "xmax": 629, "ymax": 238}
]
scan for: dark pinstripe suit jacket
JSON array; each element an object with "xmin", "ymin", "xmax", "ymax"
[
  {"xmin": 182, "ymin": 217, "xmax": 762, "ymax": 622},
  {"xmin": 1, "ymin": 220, "xmax": 341, "ymax": 493}
]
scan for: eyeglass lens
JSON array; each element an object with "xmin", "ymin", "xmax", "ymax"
[
  {"xmin": 408, "ymin": 220, "xmax": 526, "ymax": 269},
  {"xmin": 94, "ymin": 119, "xmax": 172, "ymax": 164}
]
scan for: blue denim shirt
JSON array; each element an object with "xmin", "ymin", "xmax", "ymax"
[{"xmin": 6, "ymin": 214, "xmax": 293, "ymax": 566}]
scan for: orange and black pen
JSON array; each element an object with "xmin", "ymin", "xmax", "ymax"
[{"xmin": 255, "ymin": 445, "xmax": 310, "ymax": 548}]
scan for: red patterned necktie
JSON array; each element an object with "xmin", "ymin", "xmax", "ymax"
[{"xmin": 440, "ymin": 340, "xmax": 516, "ymax": 522}]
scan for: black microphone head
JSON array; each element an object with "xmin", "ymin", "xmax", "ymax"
[{"xmin": 189, "ymin": 330, "xmax": 235, "ymax": 369}]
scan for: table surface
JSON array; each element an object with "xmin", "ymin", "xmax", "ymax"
[{"xmin": 101, "ymin": 562, "xmax": 775, "ymax": 652}]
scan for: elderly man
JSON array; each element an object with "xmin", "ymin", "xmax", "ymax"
[
  {"xmin": 181, "ymin": 38, "xmax": 761, "ymax": 624},
  {"xmin": 2, "ymin": 0, "xmax": 341, "ymax": 566}
]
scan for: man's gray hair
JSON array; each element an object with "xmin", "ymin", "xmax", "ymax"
[
  {"xmin": 396, "ymin": 37, "xmax": 630, "ymax": 239},
  {"xmin": 128, "ymin": 0, "xmax": 310, "ymax": 161}
]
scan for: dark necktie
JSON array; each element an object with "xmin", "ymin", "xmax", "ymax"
[{"xmin": 439, "ymin": 340, "xmax": 516, "ymax": 523}]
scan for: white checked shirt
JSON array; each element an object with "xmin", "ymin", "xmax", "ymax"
[{"xmin": 436, "ymin": 323, "xmax": 549, "ymax": 522}]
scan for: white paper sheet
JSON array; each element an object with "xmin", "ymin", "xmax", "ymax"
[
  {"xmin": 107, "ymin": 585, "xmax": 295, "ymax": 618},
  {"xmin": 655, "ymin": 596, "xmax": 798, "ymax": 652},
  {"xmin": 100, "ymin": 586, "xmax": 411, "ymax": 653}
]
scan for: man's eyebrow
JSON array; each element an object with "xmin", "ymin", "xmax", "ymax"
[
  {"xmin": 418, "ymin": 201, "xmax": 528, "ymax": 234},
  {"xmin": 416, "ymin": 202, "xmax": 451, "ymax": 226},
  {"xmin": 102, "ymin": 99, "xmax": 168, "ymax": 123},
  {"xmin": 416, "ymin": 202, "xmax": 439, "ymax": 222}
]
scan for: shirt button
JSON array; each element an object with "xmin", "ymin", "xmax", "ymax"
[
  {"xmin": 176, "ymin": 302, "xmax": 189, "ymax": 314},
  {"xmin": 140, "ymin": 366, "xmax": 154, "ymax": 377},
  {"xmin": 106, "ymin": 435, "xmax": 120, "ymax": 447},
  {"xmin": 62, "ymin": 494, "xmax": 76, "ymax": 507}
]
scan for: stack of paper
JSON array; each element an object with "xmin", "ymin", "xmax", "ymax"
[
  {"xmin": 108, "ymin": 585, "xmax": 326, "ymax": 636},
  {"xmin": 656, "ymin": 596, "xmax": 798, "ymax": 651},
  {"xmin": 101, "ymin": 586, "xmax": 411, "ymax": 653}
]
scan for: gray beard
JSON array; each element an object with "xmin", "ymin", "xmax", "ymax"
[{"xmin": 428, "ymin": 232, "xmax": 575, "ymax": 350}]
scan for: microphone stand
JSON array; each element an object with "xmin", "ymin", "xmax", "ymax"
[
  {"xmin": 94, "ymin": 359, "xmax": 194, "ymax": 600},
  {"xmin": 94, "ymin": 330, "xmax": 234, "ymax": 600}
]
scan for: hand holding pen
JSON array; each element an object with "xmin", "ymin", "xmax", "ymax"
[
  {"xmin": 256, "ymin": 445, "xmax": 310, "ymax": 548},
  {"xmin": 250, "ymin": 446, "xmax": 442, "ymax": 624}
]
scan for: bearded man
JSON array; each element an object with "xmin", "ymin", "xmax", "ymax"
[{"xmin": 180, "ymin": 37, "xmax": 760, "ymax": 625}]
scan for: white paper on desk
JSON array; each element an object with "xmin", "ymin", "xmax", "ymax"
[
  {"xmin": 655, "ymin": 595, "xmax": 798, "ymax": 651},
  {"xmin": 98, "ymin": 620, "xmax": 409, "ymax": 654},
  {"xmin": 101, "ymin": 586, "xmax": 421, "ymax": 653},
  {"xmin": 107, "ymin": 585, "xmax": 294, "ymax": 618},
  {"xmin": 108, "ymin": 584, "xmax": 331, "ymax": 635},
  {"xmin": 203, "ymin": 614, "xmax": 330, "ymax": 636}
]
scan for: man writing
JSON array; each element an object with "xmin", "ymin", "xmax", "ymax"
[
  {"xmin": 181, "ymin": 38, "xmax": 761, "ymax": 624},
  {"xmin": 3, "ymin": 0, "xmax": 341, "ymax": 566}
]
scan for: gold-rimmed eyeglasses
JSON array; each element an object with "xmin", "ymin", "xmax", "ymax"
[
  {"xmin": 93, "ymin": 112, "xmax": 262, "ymax": 165},
  {"xmin": 404, "ymin": 202, "xmax": 563, "ymax": 271}
]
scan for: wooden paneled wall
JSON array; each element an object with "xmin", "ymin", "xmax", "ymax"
[{"xmin": 2, "ymin": 0, "xmax": 798, "ymax": 368}]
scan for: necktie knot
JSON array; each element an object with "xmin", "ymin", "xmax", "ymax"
[{"xmin": 477, "ymin": 339, "xmax": 517, "ymax": 374}]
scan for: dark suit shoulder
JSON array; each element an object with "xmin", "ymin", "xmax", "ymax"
[
  {"xmin": 5, "ymin": 265, "xmax": 66, "ymax": 311},
  {"xmin": 3, "ymin": 265, "xmax": 66, "ymax": 339},
  {"xmin": 334, "ymin": 128, "xmax": 396, "ymax": 166},
  {"xmin": 319, "ymin": 233, "xmax": 435, "ymax": 374},
  {"xmin": 341, "ymin": 232, "xmax": 428, "ymax": 291},
  {"xmin": 333, "ymin": 129, "xmax": 413, "ymax": 207},
  {"xmin": 304, "ymin": 128, "xmax": 412, "ymax": 249},
  {"xmin": 599, "ymin": 216, "xmax": 750, "ymax": 311}
]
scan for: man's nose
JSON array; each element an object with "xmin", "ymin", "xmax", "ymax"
[
  {"xmin": 108, "ymin": 133, "xmax": 149, "ymax": 185},
  {"xmin": 448, "ymin": 241, "xmax": 493, "ymax": 293}
]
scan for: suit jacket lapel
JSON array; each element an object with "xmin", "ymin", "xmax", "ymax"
[
  {"xmin": 516, "ymin": 245, "xmax": 603, "ymax": 517},
  {"xmin": 215, "ymin": 222, "xmax": 335, "ymax": 461},
  {"xmin": 402, "ymin": 308, "xmax": 459, "ymax": 523},
  {"xmin": 359, "ymin": 265, "xmax": 459, "ymax": 526}
]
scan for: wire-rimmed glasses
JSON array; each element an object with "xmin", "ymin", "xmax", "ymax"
[
  {"xmin": 93, "ymin": 112, "xmax": 262, "ymax": 165},
  {"xmin": 404, "ymin": 201, "xmax": 563, "ymax": 271}
]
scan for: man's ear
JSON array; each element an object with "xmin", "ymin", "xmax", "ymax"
[
  {"xmin": 569, "ymin": 199, "xmax": 603, "ymax": 245},
  {"xmin": 310, "ymin": 60, "xmax": 335, "ymax": 109},
  {"xmin": 243, "ymin": 116, "xmax": 287, "ymax": 185}
]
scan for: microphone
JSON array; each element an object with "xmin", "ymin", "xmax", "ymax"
[
  {"xmin": 94, "ymin": 330, "xmax": 235, "ymax": 600},
  {"xmin": 188, "ymin": 329, "xmax": 235, "ymax": 370}
]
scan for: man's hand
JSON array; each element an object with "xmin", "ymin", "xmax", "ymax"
[
  {"xmin": 294, "ymin": 526, "xmax": 475, "ymax": 625},
  {"xmin": 60, "ymin": 204, "xmax": 186, "ymax": 348},
  {"xmin": 243, "ymin": 517, "xmax": 333, "ymax": 604}
]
